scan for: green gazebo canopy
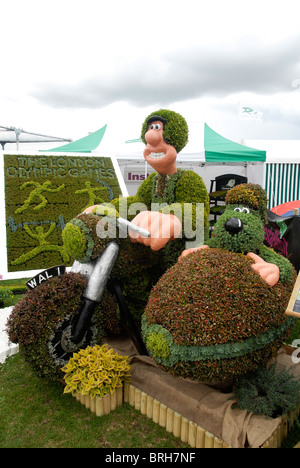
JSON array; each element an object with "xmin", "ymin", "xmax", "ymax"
[
  {"xmin": 41, "ymin": 125, "xmax": 107, "ymax": 153},
  {"xmin": 204, "ymin": 123, "xmax": 266, "ymax": 162}
]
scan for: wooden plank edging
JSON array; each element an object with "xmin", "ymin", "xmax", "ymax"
[
  {"xmin": 73, "ymin": 386, "xmax": 123, "ymax": 416},
  {"xmin": 71, "ymin": 382, "xmax": 300, "ymax": 448},
  {"xmin": 261, "ymin": 405, "xmax": 300, "ymax": 448},
  {"xmin": 124, "ymin": 383, "xmax": 230, "ymax": 448},
  {"xmin": 124, "ymin": 383, "xmax": 300, "ymax": 449}
]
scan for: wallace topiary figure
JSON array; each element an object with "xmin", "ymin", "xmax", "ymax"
[
  {"xmin": 62, "ymin": 110, "xmax": 209, "ymax": 321},
  {"xmin": 142, "ymin": 183, "xmax": 296, "ymax": 383}
]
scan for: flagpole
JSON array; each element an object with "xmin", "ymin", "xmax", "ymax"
[{"xmin": 237, "ymin": 101, "xmax": 241, "ymax": 143}]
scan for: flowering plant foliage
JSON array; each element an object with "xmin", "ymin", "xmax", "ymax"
[{"xmin": 264, "ymin": 227, "xmax": 291, "ymax": 259}]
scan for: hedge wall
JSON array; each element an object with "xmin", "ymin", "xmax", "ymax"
[{"xmin": 4, "ymin": 154, "xmax": 122, "ymax": 272}]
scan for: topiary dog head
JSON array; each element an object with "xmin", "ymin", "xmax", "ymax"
[{"xmin": 210, "ymin": 183, "xmax": 268, "ymax": 254}]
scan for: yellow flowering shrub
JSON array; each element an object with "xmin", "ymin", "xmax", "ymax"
[{"xmin": 62, "ymin": 344, "xmax": 131, "ymax": 398}]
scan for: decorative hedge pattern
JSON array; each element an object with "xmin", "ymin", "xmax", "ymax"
[
  {"xmin": 141, "ymin": 314, "xmax": 295, "ymax": 366},
  {"xmin": 4, "ymin": 154, "xmax": 122, "ymax": 271}
]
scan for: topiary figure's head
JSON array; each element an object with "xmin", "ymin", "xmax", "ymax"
[
  {"xmin": 62, "ymin": 211, "xmax": 119, "ymax": 264},
  {"xmin": 141, "ymin": 109, "xmax": 188, "ymax": 153},
  {"xmin": 225, "ymin": 183, "xmax": 268, "ymax": 224},
  {"xmin": 211, "ymin": 184, "xmax": 268, "ymax": 254},
  {"xmin": 141, "ymin": 109, "xmax": 189, "ymax": 174}
]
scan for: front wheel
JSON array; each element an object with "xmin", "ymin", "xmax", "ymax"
[
  {"xmin": 47, "ymin": 310, "xmax": 100, "ymax": 368},
  {"xmin": 6, "ymin": 272, "xmax": 120, "ymax": 381}
]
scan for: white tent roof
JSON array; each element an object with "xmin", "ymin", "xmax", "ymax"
[{"xmin": 243, "ymin": 140, "xmax": 300, "ymax": 163}]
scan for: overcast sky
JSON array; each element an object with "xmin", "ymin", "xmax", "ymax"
[{"xmin": 1, "ymin": 0, "xmax": 300, "ymax": 152}]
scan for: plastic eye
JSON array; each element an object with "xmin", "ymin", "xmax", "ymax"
[
  {"xmin": 234, "ymin": 207, "xmax": 249, "ymax": 214},
  {"xmin": 150, "ymin": 123, "xmax": 161, "ymax": 130}
]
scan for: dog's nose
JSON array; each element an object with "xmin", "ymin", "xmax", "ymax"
[{"xmin": 225, "ymin": 217, "xmax": 243, "ymax": 235}]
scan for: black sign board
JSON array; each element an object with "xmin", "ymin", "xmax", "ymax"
[
  {"xmin": 286, "ymin": 272, "xmax": 300, "ymax": 318},
  {"xmin": 26, "ymin": 265, "xmax": 66, "ymax": 290}
]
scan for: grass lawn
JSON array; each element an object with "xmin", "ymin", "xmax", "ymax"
[
  {"xmin": 0, "ymin": 350, "xmax": 299, "ymax": 448},
  {"xmin": 0, "ymin": 353, "xmax": 189, "ymax": 449}
]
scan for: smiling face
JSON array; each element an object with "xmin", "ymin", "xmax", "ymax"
[{"xmin": 143, "ymin": 120, "xmax": 177, "ymax": 174}]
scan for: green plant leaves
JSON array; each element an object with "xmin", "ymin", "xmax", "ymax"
[
  {"xmin": 61, "ymin": 344, "xmax": 131, "ymax": 398},
  {"xmin": 232, "ymin": 363, "xmax": 300, "ymax": 417}
]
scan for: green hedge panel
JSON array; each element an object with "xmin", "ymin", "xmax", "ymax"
[{"xmin": 4, "ymin": 154, "xmax": 122, "ymax": 272}]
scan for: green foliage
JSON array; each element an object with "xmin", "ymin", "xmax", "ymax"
[
  {"xmin": 63, "ymin": 213, "xmax": 119, "ymax": 264},
  {"xmin": 61, "ymin": 344, "xmax": 131, "ymax": 398},
  {"xmin": 208, "ymin": 205, "xmax": 265, "ymax": 253},
  {"xmin": 5, "ymin": 284, "xmax": 27, "ymax": 295},
  {"xmin": 208, "ymin": 183, "xmax": 294, "ymax": 283},
  {"xmin": 232, "ymin": 363, "xmax": 300, "ymax": 418},
  {"xmin": 63, "ymin": 207, "xmax": 163, "ymax": 323},
  {"xmin": 111, "ymin": 195, "xmax": 138, "ymax": 221},
  {"xmin": 225, "ymin": 183, "xmax": 268, "ymax": 225},
  {"xmin": 141, "ymin": 109, "xmax": 189, "ymax": 153},
  {"xmin": 0, "ymin": 286, "xmax": 13, "ymax": 300},
  {"xmin": 61, "ymin": 137, "xmax": 209, "ymax": 324},
  {"xmin": 0, "ymin": 279, "xmax": 29, "ymax": 307},
  {"xmin": 6, "ymin": 273, "xmax": 120, "ymax": 381},
  {"xmin": 61, "ymin": 220, "xmax": 88, "ymax": 262},
  {"xmin": 4, "ymin": 154, "xmax": 121, "ymax": 272},
  {"xmin": 175, "ymin": 170, "xmax": 210, "ymax": 216},
  {"xmin": 92, "ymin": 204, "xmax": 119, "ymax": 218},
  {"xmin": 143, "ymin": 323, "xmax": 172, "ymax": 360},
  {"xmin": 259, "ymin": 245, "xmax": 294, "ymax": 283},
  {"xmin": 0, "ymin": 286, "xmax": 14, "ymax": 307},
  {"xmin": 142, "ymin": 314, "xmax": 295, "ymax": 367},
  {"xmin": 136, "ymin": 169, "xmax": 210, "ymax": 268},
  {"xmin": 135, "ymin": 173, "xmax": 157, "ymax": 209},
  {"xmin": 143, "ymin": 248, "xmax": 296, "ymax": 382}
]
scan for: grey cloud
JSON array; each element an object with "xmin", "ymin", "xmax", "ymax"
[{"xmin": 31, "ymin": 37, "xmax": 300, "ymax": 109}]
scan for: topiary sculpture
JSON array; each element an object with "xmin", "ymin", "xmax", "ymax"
[
  {"xmin": 6, "ymin": 272, "xmax": 121, "ymax": 382},
  {"xmin": 62, "ymin": 110, "xmax": 209, "ymax": 322},
  {"xmin": 142, "ymin": 183, "xmax": 296, "ymax": 383}
]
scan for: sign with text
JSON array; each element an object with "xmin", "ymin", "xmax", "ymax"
[
  {"xmin": 285, "ymin": 272, "xmax": 300, "ymax": 318},
  {"xmin": 4, "ymin": 154, "xmax": 123, "ymax": 271},
  {"xmin": 124, "ymin": 169, "xmax": 153, "ymax": 183},
  {"xmin": 26, "ymin": 265, "xmax": 66, "ymax": 290}
]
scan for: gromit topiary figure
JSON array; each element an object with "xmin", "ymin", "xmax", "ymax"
[
  {"xmin": 62, "ymin": 109, "xmax": 209, "ymax": 321},
  {"xmin": 142, "ymin": 183, "xmax": 296, "ymax": 383},
  {"xmin": 179, "ymin": 183, "xmax": 293, "ymax": 286}
]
